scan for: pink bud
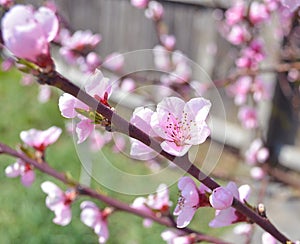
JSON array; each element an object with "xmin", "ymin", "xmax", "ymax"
[
  {"xmin": 210, "ymin": 186, "xmax": 234, "ymax": 210},
  {"xmin": 131, "ymin": 0, "xmax": 148, "ymax": 9}
]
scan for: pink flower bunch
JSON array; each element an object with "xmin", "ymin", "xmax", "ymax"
[
  {"xmin": 59, "ymin": 70, "xmax": 112, "ymax": 143},
  {"xmin": 209, "ymin": 182, "xmax": 250, "ymax": 228},
  {"xmin": 59, "ymin": 29, "xmax": 101, "ymax": 72},
  {"xmin": 41, "ymin": 181, "xmax": 76, "ymax": 226},
  {"xmin": 132, "ymin": 184, "xmax": 172, "ymax": 227},
  {"xmin": 238, "ymin": 106, "xmax": 258, "ymax": 129},
  {"xmin": 20, "ymin": 126, "xmax": 62, "ymax": 152},
  {"xmin": 1, "ymin": 4, "xmax": 59, "ymax": 68},
  {"xmin": 145, "ymin": 1, "xmax": 164, "ymax": 20},
  {"xmin": 174, "ymin": 177, "xmax": 211, "ymax": 228},
  {"xmin": 161, "ymin": 229, "xmax": 193, "ymax": 244},
  {"xmin": 130, "ymin": 96, "xmax": 211, "ymax": 158},
  {"xmin": 80, "ymin": 201, "xmax": 110, "ymax": 243},
  {"xmin": 5, "ymin": 159, "xmax": 35, "ymax": 187},
  {"xmin": 245, "ymin": 138, "xmax": 269, "ymax": 165},
  {"xmin": 236, "ymin": 39, "xmax": 265, "ymax": 69},
  {"xmin": 227, "ymin": 75, "xmax": 270, "ymax": 105}
]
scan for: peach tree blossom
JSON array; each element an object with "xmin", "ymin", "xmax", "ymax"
[
  {"xmin": 59, "ymin": 69, "xmax": 111, "ymax": 143},
  {"xmin": 41, "ymin": 181, "xmax": 76, "ymax": 226},
  {"xmin": 1, "ymin": 4, "xmax": 58, "ymax": 68},
  {"xmin": 80, "ymin": 201, "xmax": 110, "ymax": 243}
]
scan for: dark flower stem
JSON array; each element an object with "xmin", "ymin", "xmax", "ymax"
[{"xmin": 37, "ymin": 70, "xmax": 291, "ymax": 243}]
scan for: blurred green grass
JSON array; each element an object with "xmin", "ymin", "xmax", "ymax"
[{"xmin": 0, "ymin": 68, "xmax": 227, "ymax": 243}]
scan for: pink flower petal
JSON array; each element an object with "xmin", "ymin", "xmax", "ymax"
[
  {"xmin": 59, "ymin": 93, "xmax": 89, "ymax": 118},
  {"xmin": 160, "ymin": 140, "xmax": 191, "ymax": 157},
  {"xmin": 5, "ymin": 162, "xmax": 21, "ymax": 178},
  {"xmin": 53, "ymin": 205, "xmax": 72, "ymax": 226},
  {"xmin": 176, "ymin": 207, "xmax": 197, "ymax": 228},
  {"xmin": 76, "ymin": 119, "xmax": 94, "ymax": 144},
  {"xmin": 34, "ymin": 6, "xmax": 59, "ymax": 42},
  {"xmin": 210, "ymin": 186, "xmax": 233, "ymax": 210},
  {"xmin": 21, "ymin": 170, "xmax": 35, "ymax": 187}
]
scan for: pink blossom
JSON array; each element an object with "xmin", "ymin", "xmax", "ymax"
[
  {"xmin": 150, "ymin": 97, "xmax": 211, "ymax": 157},
  {"xmin": 161, "ymin": 229, "xmax": 192, "ymax": 244},
  {"xmin": 103, "ymin": 52, "xmax": 124, "ymax": 71},
  {"xmin": 112, "ymin": 134, "xmax": 126, "ymax": 153},
  {"xmin": 160, "ymin": 34, "xmax": 176, "ymax": 50},
  {"xmin": 131, "ymin": 0, "xmax": 149, "ymax": 9},
  {"xmin": 174, "ymin": 177, "xmax": 210, "ymax": 228},
  {"xmin": 145, "ymin": 1, "xmax": 164, "ymax": 20},
  {"xmin": 262, "ymin": 232, "xmax": 277, "ymax": 244},
  {"xmin": 225, "ymin": 2, "xmax": 245, "ymax": 26},
  {"xmin": 80, "ymin": 201, "xmax": 110, "ymax": 243},
  {"xmin": 245, "ymin": 138, "xmax": 269, "ymax": 165},
  {"xmin": 249, "ymin": 2, "xmax": 270, "ymax": 25},
  {"xmin": 250, "ymin": 166, "xmax": 265, "ymax": 180},
  {"xmin": 132, "ymin": 184, "xmax": 172, "ymax": 227},
  {"xmin": 1, "ymin": 5, "xmax": 58, "ymax": 67},
  {"xmin": 281, "ymin": 0, "xmax": 300, "ymax": 12},
  {"xmin": 209, "ymin": 183, "xmax": 234, "ymax": 210},
  {"xmin": 238, "ymin": 106, "xmax": 258, "ymax": 129},
  {"xmin": 61, "ymin": 30, "xmax": 101, "ymax": 53},
  {"xmin": 89, "ymin": 130, "xmax": 112, "ymax": 152},
  {"xmin": 252, "ymin": 77, "xmax": 270, "ymax": 102},
  {"xmin": 131, "ymin": 197, "xmax": 155, "ymax": 227},
  {"xmin": 227, "ymin": 76, "xmax": 252, "ymax": 105},
  {"xmin": 153, "ymin": 45, "xmax": 171, "ymax": 71},
  {"xmin": 41, "ymin": 181, "xmax": 76, "ymax": 226},
  {"xmin": 130, "ymin": 106, "xmax": 158, "ymax": 160},
  {"xmin": 20, "ymin": 126, "xmax": 62, "ymax": 151},
  {"xmin": 58, "ymin": 70, "xmax": 111, "ymax": 143},
  {"xmin": 38, "ymin": 85, "xmax": 52, "ymax": 103},
  {"xmin": 20, "ymin": 74, "xmax": 35, "ymax": 86},
  {"xmin": 1, "ymin": 57, "xmax": 15, "ymax": 71},
  {"xmin": 80, "ymin": 52, "xmax": 101, "ymax": 73},
  {"xmin": 5, "ymin": 159, "xmax": 35, "ymax": 187},
  {"xmin": 210, "ymin": 183, "xmax": 251, "ymax": 228},
  {"xmin": 120, "ymin": 78, "xmax": 136, "ymax": 92},
  {"xmin": 146, "ymin": 184, "xmax": 172, "ymax": 212},
  {"xmin": 227, "ymin": 25, "xmax": 250, "ymax": 45},
  {"xmin": 0, "ymin": 0, "xmax": 13, "ymax": 8}
]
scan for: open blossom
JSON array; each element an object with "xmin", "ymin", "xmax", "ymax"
[
  {"xmin": 132, "ymin": 184, "xmax": 172, "ymax": 227},
  {"xmin": 60, "ymin": 30, "xmax": 101, "ymax": 60},
  {"xmin": 174, "ymin": 177, "xmax": 210, "ymax": 228},
  {"xmin": 161, "ymin": 229, "xmax": 193, "ymax": 244},
  {"xmin": 209, "ymin": 183, "xmax": 234, "ymax": 210},
  {"xmin": 151, "ymin": 97, "xmax": 211, "ymax": 157},
  {"xmin": 5, "ymin": 159, "xmax": 35, "ymax": 187},
  {"xmin": 1, "ymin": 4, "xmax": 59, "ymax": 67},
  {"xmin": 238, "ymin": 106, "xmax": 258, "ymax": 129},
  {"xmin": 210, "ymin": 183, "xmax": 250, "ymax": 228},
  {"xmin": 58, "ymin": 70, "xmax": 111, "ymax": 143},
  {"xmin": 41, "ymin": 181, "xmax": 76, "ymax": 226},
  {"xmin": 245, "ymin": 138, "xmax": 269, "ymax": 165},
  {"xmin": 80, "ymin": 201, "xmax": 110, "ymax": 243},
  {"xmin": 20, "ymin": 126, "xmax": 62, "ymax": 151},
  {"xmin": 130, "ymin": 106, "xmax": 158, "ymax": 160}
]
